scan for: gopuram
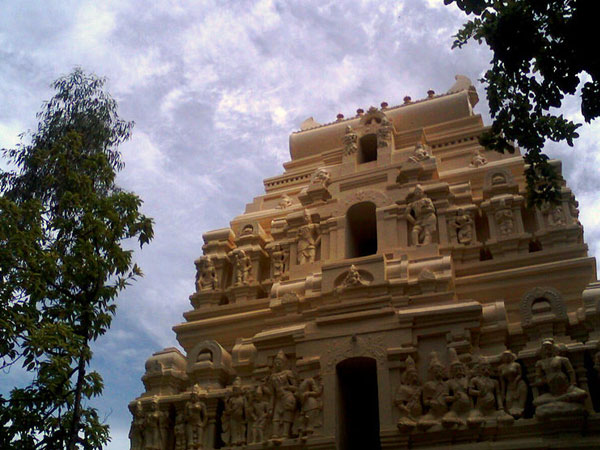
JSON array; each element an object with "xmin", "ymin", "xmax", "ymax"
[{"xmin": 129, "ymin": 76, "xmax": 600, "ymax": 449}]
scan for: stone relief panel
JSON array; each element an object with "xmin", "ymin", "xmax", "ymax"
[{"xmin": 322, "ymin": 334, "xmax": 387, "ymax": 375}]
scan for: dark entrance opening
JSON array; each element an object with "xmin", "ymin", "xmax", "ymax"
[
  {"xmin": 346, "ymin": 202, "xmax": 377, "ymax": 258},
  {"xmin": 336, "ymin": 357, "xmax": 381, "ymax": 450},
  {"xmin": 359, "ymin": 134, "xmax": 378, "ymax": 163}
]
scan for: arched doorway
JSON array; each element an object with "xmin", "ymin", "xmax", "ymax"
[{"xmin": 336, "ymin": 357, "xmax": 381, "ymax": 450}]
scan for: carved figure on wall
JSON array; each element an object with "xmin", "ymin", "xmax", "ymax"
[
  {"xmin": 310, "ymin": 167, "xmax": 331, "ymax": 186},
  {"xmin": 249, "ymin": 385, "xmax": 270, "ymax": 444},
  {"xmin": 407, "ymin": 184, "xmax": 437, "ymax": 246},
  {"xmin": 194, "ymin": 255, "xmax": 218, "ymax": 292},
  {"xmin": 129, "ymin": 401, "xmax": 145, "ymax": 450},
  {"xmin": 468, "ymin": 357, "xmax": 509, "ymax": 426},
  {"xmin": 158, "ymin": 406, "xmax": 170, "ymax": 450},
  {"xmin": 377, "ymin": 117, "xmax": 393, "ymax": 148},
  {"xmin": 144, "ymin": 397, "xmax": 162, "ymax": 450},
  {"xmin": 297, "ymin": 221, "xmax": 321, "ymax": 265},
  {"xmin": 270, "ymin": 244, "xmax": 286, "ymax": 280},
  {"xmin": 277, "ymin": 194, "xmax": 293, "ymax": 209},
  {"xmin": 394, "ymin": 356, "xmax": 422, "ymax": 431},
  {"xmin": 268, "ymin": 350, "xmax": 298, "ymax": 440},
  {"xmin": 548, "ymin": 206, "xmax": 566, "ymax": 227},
  {"xmin": 232, "ymin": 249, "xmax": 252, "ymax": 286},
  {"xmin": 569, "ymin": 197, "xmax": 580, "ymax": 223},
  {"xmin": 418, "ymin": 351, "xmax": 449, "ymax": 431},
  {"xmin": 339, "ymin": 265, "xmax": 369, "ymax": 289},
  {"xmin": 495, "ymin": 208, "xmax": 514, "ymax": 236},
  {"xmin": 469, "ymin": 151, "xmax": 488, "ymax": 168},
  {"xmin": 222, "ymin": 377, "xmax": 247, "ymax": 446},
  {"xmin": 298, "ymin": 376, "xmax": 323, "ymax": 439},
  {"xmin": 343, "ymin": 126, "xmax": 358, "ymax": 156},
  {"xmin": 443, "ymin": 349, "xmax": 471, "ymax": 428},
  {"xmin": 533, "ymin": 339, "xmax": 588, "ymax": 420},
  {"xmin": 174, "ymin": 412, "xmax": 186, "ymax": 450},
  {"xmin": 450, "ymin": 209, "xmax": 474, "ymax": 245},
  {"xmin": 498, "ymin": 350, "xmax": 527, "ymax": 419},
  {"xmin": 408, "ymin": 143, "xmax": 431, "ymax": 163},
  {"xmin": 185, "ymin": 385, "xmax": 208, "ymax": 450}
]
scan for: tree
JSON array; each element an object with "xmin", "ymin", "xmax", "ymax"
[
  {"xmin": 446, "ymin": 0, "xmax": 599, "ymax": 205},
  {"xmin": 0, "ymin": 68, "xmax": 154, "ymax": 449}
]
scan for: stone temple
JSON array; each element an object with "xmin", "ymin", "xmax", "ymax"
[{"xmin": 128, "ymin": 76, "xmax": 600, "ymax": 449}]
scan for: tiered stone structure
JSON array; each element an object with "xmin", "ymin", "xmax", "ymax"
[{"xmin": 129, "ymin": 76, "xmax": 600, "ymax": 450}]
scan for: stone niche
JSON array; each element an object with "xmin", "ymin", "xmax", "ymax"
[{"xmin": 130, "ymin": 78, "xmax": 600, "ymax": 450}]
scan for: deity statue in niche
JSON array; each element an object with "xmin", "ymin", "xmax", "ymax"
[
  {"xmin": 268, "ymin": 350, "xmax": 298, "ymax": 440},
  {"xmin": 418, "ymin": 351, "xmax": 449, "ymax": 431},
  {"xmin": 174, "ymin": 411, "xmax": 186, "ymax": 450},
  {"xmin": 394, "ymin": 355, "xmax": 422, "ymax": 431},
  {"xmin": 343, "ymin": 126, "xmax": 358, "ymax": 155},
  {"xmin": 498, "ymin": 350, "xmax": 527, "ymax": 419},
  {"xmin": 569, "ymin": 197, "xmax": 580, "ymax": 223},
  {"xmin": 185, "ymin": 385, "xmax": 208, "ymax": 450},
  {"xmin": 129, "ymin": 400, "xmax": 145, "ymax": 450},
  {"xmin": 533, "ymin": 339, "xmax": 588, "ymax": 420},
  {"xmin": 248, "ymin": 384, "xmax": 270, "ymax": 444},
  {"xmin": 468, "ymin": 357, "xmax": 510, "ymax": 426},
  {"xmin": 407, "ymin": 184, "xmax": 437, "ymax": 246},
  {"xmin": 232, "ymin": 249, "xmax": 252, "ymax": 286},
  {"xmin": 495, "ymin": 207, "xmax": 514, "ymax": 236},
  {"xmin": 469, "ymin": 150, "xmax": 488, "ymax": 168},
  {"xmin": 222, "ymin": 377, "xmax": 247, "ymax": 446},
  {"xmin": 270, "ymin": 243, "xmax": 286, "ymax": 280},
  {"xmin": 297, "ymin": 221, "xmax": 321, "ymax": 265},
  {"xmin": 408, "ymin": 143, "xmax": 431, "ymax": 163},
  {"xmin": 450, "ymin": 209, "xmax": 474, "ymax": 245},
  {"xmin": 298, "ymin": 376, "xmax": 323, "ymax": 440},
  {"xmin": 443, "ymin": 349, "xmax": 471, "ymax": 428},
  {"xmin": 144, "ymin": 397, "xmax": 162, "ymax": 450},
  {"xmin": 158, "ymin": 405, "xmax": 170, "ymax": 450},
  {"xmin": 194, "ymin": 255, "xmax": 218, "ymax": 291},
  {"xmin": 549, "ymin": 206, "xmax": 566, "ymax": 227}
]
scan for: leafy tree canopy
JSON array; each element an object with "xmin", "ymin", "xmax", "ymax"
[
  {"xmin": 0, "ymin": 68, "xmax": 153, "ymax": 449},
  {"xmin": 445, "ymin": 0, "xmax": 599, "ymax": 205}
]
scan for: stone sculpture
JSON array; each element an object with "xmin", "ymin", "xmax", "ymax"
[
  {"xmin": 339, "ymin": 265, "xmax": 368, "ymax": 289},
  {"xmin": 533, "ymin": 339, "xmax": 588, "ymax": 420},
  {"xmin": 297, "ymin": 221, "xmax": 321, "ymax": 264},
  {"xmin": 222, "ymin": 377, "xmax": 247, "ymax": 446},
  {"xmin": 277, "ymin": 194, "xmax": 293, "ymax": 209},
  {"xmin": 185, "ymin": 385, "xmax": 208, "ymax": 450},
  {"xmin": 495, "ymin": 208, "xmax": 514, "ymax": 236},
  {"xmin": 418, "ymin": 351, "xmax": 449, "ymax": 431},
  {"xmin": 174, "ymin": 412, "xmax": 186, "ymax": 450},
  {"xmin": 298, "ymin": 376, "xmax": 323, "ymax": 440},
  {"xmin": 451, "ymin": 209, "xmax": 474, "ymax": 245},
  {"xmin": 129, "ymin": 400, "xmax": 145, "ymax": 450},
  {"xmin": 343, "ymin": 126, "xmax": 358, "ymax": 155},
  {"xmin": 408, "ymin": 184, "xmax": 437, "ymax": 246},
  {"xmin": 443, "ymin": 349, "xmax": 471, "ymax": 428},
  {"xmin": 268, "ymin": 350, "xmax": 298, "ymax": 440},
  {"xmin": 469, "ymin": 151, "xmax": 488, "ymax": 168},
  {"xmin": 144, "ymin": 397, "xmax": 162, "ymax": 450},
  {"xmin": 377, "ymin": 117, "xmax": 393, "ymax": 147},
  {"xmin": 498, "ymin": 350, "xmax": 527, "ymax": 419},
  {"xmin": 468, "ymin": 357, "xmax": 509, "ymax": 426},
  {"xmin": 310, "ymin": 167, "xmax": 331, "ymax": 186},
  {"xmin": 394, "ymin": 356, "xmax": 422, "ymax": 431},
  {"xmin": 248, "ymin": 384, "xmax": 270, "ymax": 444},
  {"xmin": 232, "ymin": 249, "xmax": 252, "ymax": 286},
  {"xmin": 270, "ymin": 243, "xmax": 286, "ymax": 280},
  {"xmin": 195, "ymin": 255, "xmax": 218, "ymax": 291},
  {"xmin": 408, "ymin": 143, "xmax": 431, "ymax": 163}
]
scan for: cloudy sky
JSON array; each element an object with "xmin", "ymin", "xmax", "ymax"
[{"xmin": 1, "ymin": 1, "xmax": 599, "ymax": 448}]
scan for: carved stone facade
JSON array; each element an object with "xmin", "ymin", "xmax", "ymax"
[{"xmin": 130, "ymin": 77, "xmax": 600, "ymax": 449}]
